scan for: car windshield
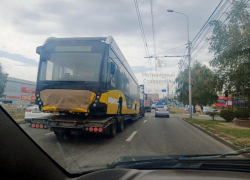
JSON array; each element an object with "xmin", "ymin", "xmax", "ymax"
[{"xmin": 0, "ymin": 0, "xmax": 249, "ymax": 175}]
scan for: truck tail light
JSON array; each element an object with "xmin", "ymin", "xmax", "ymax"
[
  {"xmin": 89, "ymin": 127, "xmax": 93, "ymax": 132},
  {"xmin": 156, "ymin": 108, "xmax": 158, "ymax": 111},
  {"xmin": 98, "ymin": 128, "xmax": 103, "ymax": 133},
  {"xmin": 94, "ymin": 127, "xmax": 98, "ymax": 132},
  {"xmin": 166, "ymin": 109, "xmax": 169, "ymax": 111}
]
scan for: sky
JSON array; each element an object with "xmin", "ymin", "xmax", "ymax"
[{"xmin": 0, "ymin": 0, "xmax": 222, "ymax": 97}]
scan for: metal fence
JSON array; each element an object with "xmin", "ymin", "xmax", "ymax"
[{"xmin": 232, "ymin": 97, "xmax": 247, "ymax": 110}]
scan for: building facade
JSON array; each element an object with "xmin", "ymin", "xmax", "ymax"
[
  {"xmin": 0, "ymin": 77, "xmax": 36, "ymax": 106},
  {"xmin": 147, "ymin": 93, "xmax": 159, "ymax": 101}
]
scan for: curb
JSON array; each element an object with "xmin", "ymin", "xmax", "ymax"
[
  {"xmin": 183, "ymin": 114, "xmax": 220, "ymax": 117},
  {"xmin": 181, "ymin": 118, "xmax": 239, "ymax": 151}
]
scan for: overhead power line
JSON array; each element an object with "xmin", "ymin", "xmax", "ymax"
[
  {"xmin": 191, "ymin": 0, "xmax": 224, "ymax": 46},
  {"xmin": 153, "ymin": 43, "xmax": 187, "ymax": 56},
  {"xmin": 192, "ymin": 0, "xmax": 230, "ymax": 52},
  {"xmin": 134, "ymin": 0, "xmax": 156, "ymax": 90},
  {"xmin": 190, "ymin": 0, "xmax": 232, "ymax": 59},
  {"xmin": 191, "ymin": 0, "xmax": 248, "ymax": 60},
  {"xmin": 150, "ymin": 0, "xmax": 156, "ymax": 56}
]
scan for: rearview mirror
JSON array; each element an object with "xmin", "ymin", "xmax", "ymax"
[{"xmin": 111, "ymin": 62, "xmax": 115, "ymax": 74}]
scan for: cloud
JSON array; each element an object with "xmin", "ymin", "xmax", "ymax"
[
  {"xmin": 0, "ymin": 0, "xmax": 220, "ymax": 89},
  {"xmin": 0, "ymin": 57, "xmax": 37, "ymax": 82},
  {"xmin": 0, "ymin": 50, "xmax": 38, "ymax": 67}
]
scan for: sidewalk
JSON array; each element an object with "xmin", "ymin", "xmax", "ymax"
[{"xmin": 183, "ymin": 114, "xmax": 224, "ymax": 120}]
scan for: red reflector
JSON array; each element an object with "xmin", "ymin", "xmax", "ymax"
[
  {"xmin": 166, "ymin": 109, "xmax": 169, "ymax": 111},
  {"xmin": 26, "ymin": 109, "xmax": 32, "ymax": 112},
  {"xmin": 94, "ymin": 127, "xmax": 98, "ymax": 132},
  {"xmin": 98, "ymin": 127, "xmax": 103, "ymax": 133},
  {"xmin": 31, "ymin": 123, "xmax": 36, "ymax": 128},
  {"xmin": 73, "ymin": 122, "xmax": 77, "ymax": 126},
  {"xmin": 156, "ymin": 108, "xmax": 158, "ymax": 111},
  {"xmin": 89, "ymin": 127, "xmax": 93, "ymax": 132},
  {"xmin": 39, "ymin": 124, "xmax": 44, "ymax": 129},
  {"xmin": 36, "ymin": 124, "xmax": 40, "ymax": 128}
]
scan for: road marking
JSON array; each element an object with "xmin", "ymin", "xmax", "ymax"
[
  {"xmin": 45, "ymin": 132, "xmax": 54, "ymax": 135},
  {"xmin": 149, "ymin": 116, "xmax": 151, "ymax": 117},
  {"xmin": 126, "ymin": 131, "xmax": 137, "ymax": 142},
  {"xmin": 143, "ymin": 120, "xmax": 147, "ymax": 123}
]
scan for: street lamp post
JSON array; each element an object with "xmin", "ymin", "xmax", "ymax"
[{"xmin": 167, "ymin": 9, "xmax": 192, "ymax": 119}]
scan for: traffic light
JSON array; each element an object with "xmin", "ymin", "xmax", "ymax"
[{"xmin": 225, "ymin": 90, "xmax": 228, "ymax": 98}]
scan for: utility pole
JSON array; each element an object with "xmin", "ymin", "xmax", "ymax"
[{"xmin": 167, "ymin": 9, "xmax": 192, "ymax": 119}]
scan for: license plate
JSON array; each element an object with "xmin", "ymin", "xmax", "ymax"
[{"xmin": 59, "ymin": 122, "xmax": 74, "ymax": 126}]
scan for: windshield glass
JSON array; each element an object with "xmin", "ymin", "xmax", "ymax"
[
  {"xmin": 0, "ymin": 0, "xmax": 250, "ymax": 175},
  {"xmin": 39, "ymin": 52, "xmax": 103, "ymax": 81}
]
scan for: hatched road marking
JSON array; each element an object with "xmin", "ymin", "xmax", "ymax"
[
  {"xmin": 126, "ymin": 131, "xmax": 137, "ymax": 142},
  {"xmin": 45, "ymin": 132, "xmax": 54, "ymax": 135}
]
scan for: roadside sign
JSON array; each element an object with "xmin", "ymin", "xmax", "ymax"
[{"xmin": 162, "ymin": 89, "xmax": 166, "ymax": 92}]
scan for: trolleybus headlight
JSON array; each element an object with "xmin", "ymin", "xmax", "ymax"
[
  {"xmin": 38, "ymin": 98, "xmax": 40, "ymax": 101},
  {"xmin": 93, "ymin": 103, "xmax": 96, "ymax": 107},
  {"xmin": 36, "ymin": 94, "xmax": 39, "ymax": 97},
  {"xmin": 95, "ymin": 100, "xmax": 98, "ymax": 102},
  {"xmin": 39, "ymin": 102, "xmax": 42, "ymax": 105},
  {"xmin": 96, "ymin": 96, "xmax": 100, "ymax": 99}
]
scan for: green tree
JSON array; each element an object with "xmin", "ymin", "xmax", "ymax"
[
  {"xmin": 208, "ymin": 0, "xmax": 250, "ymax": 97},
  {"xmin": 176, "ymin": 61, "xmax": 218, "ymax": 112},
  {"xmin": 0, "ymin": 63, "xmax": 8, "ymax": 98}
]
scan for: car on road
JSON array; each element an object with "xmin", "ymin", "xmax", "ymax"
[
  {"xmin": 155, "ymin": 105, "xmax": 170, "ymax": 118},
  {"xmin": 25, "ymin": 105, "xmax": 40, "ymax": 113},
  {"xmin": 151, "ymin": 104, "xmax": 156, "ymax": 109},
  {"xmin": 203, "ymin": 108, "xmax": 220, "ymax": 114}
]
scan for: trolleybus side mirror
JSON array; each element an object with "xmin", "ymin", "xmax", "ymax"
[
  {"xmin": 36, "ymin": 46, "xmax": 43, "ymax": 54},
  {"xmin": 111, "ymin": 62, "xmax": 115, "ymax": 74}
]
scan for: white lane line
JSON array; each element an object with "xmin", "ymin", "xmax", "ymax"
[
  {"xmin": 45, "ymin": 132, "xmax": 54, "ymax": 135},
  {"xmin": 143, "ymin": 120, "xmax": 147, "ymax": 123},
  {"xmin": 126, "ymin": 131, "xmax": 137, "ymax": 142}
]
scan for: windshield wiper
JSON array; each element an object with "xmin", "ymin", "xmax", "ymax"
[
  {"xmin": 178, "ymin": 149, "xmax": 250, "ymax": 160},
  {"xmin": 108, "ymin": 150, "xmax": 250, "ymax": 169}
]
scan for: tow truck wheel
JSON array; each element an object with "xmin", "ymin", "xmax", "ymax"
[
  {"xmin": 108, "ymin": 120, "xmax": 117, "ymax": 138},
  {"xmin": 117, "ymin": 116, "xmax": 124, "ymax": 132}
]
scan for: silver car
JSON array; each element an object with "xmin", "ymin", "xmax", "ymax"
[{"xmin": 155, "ymin": 105, "xmax": 170, "ymax": 118}]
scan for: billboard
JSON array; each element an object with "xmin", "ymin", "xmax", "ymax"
[
  {"xmin": 6, "ymin": 96, "xmax": 20, "ymax": 99},
  {"xmin": 21, "ymin": 95, "xmax": 35, "ymax": 101},
  {"xmin": 21, "ymin": 87, "xmax": 36, "ymax": 94}
]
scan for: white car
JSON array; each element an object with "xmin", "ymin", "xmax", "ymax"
[
  {"xmin": 151, "ymin": 104, "xmax": 156, "ymax": 109},
  {"xmin": 155, "ymin": 105, "xmax": 170, "ymax": 118},
  {"xmin": 25, "ymin": 105, "xmax": 40, "ymax": 113}
]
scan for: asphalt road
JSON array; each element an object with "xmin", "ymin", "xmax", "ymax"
[{"xmin": 20, "ymin": 111, "xmax": 233, "ymax": 173}]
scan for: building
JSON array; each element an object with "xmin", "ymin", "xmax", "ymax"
[
  {"xmin": 147, "ymin": 93, "xmax": 159, "ymax": 101},
  {"xmin": 0, "ymin": 77, "xmax": 36, "ymax": 106}
]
